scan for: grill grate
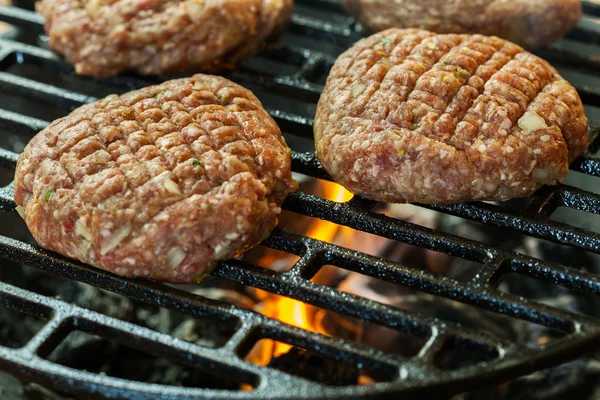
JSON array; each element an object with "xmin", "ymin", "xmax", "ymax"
[{"xmin": 0, "ymin": 1, "xmax": 600, "ymax": 399}]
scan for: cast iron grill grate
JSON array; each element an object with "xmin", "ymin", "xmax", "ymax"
[{"xmin": 0, "ymin": 0, "xmax": 600, "ymax": 399}]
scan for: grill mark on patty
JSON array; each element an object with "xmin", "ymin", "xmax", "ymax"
[
  {"xmin": 476, "ymin": 63, "xmax": 558, "ymax": 155},
  {"xmin": 353, "ymin": 33, "xmax": 511, "ymax": 172},
  {"xmin": 407, "ymin": 36, "xmax": 502, "ymax": 142},
  {"xmin": 448, "ymin": 59, "xmax": 536, "ymax": 157},
  {"xmin": 15, "ymin": 74, "xmax": 296, "ymax": 282},
  {"xmin": 448, "ymin": 42, "xmax": 523, "ymax": 137},
  {"xmin": 350, "ymin": 31, "xmax": 566, "ymax": 159},
  {"xmin": 320, "ymin": 30, "xmax": 433, "ymax": 122},
  {"xmin": 35, "ymin": 76, "xmax": 284, "ymax": 230},
  {"xmin": 359, "ymin": 31, "xmax": 437, "ymax": 118},
  {"xmin": 536, "ymin": 82, "xmax": 586, "ymax": 157},
  {"xmin": 78, "ymin": 97, "xmax": 179, "ymax": 223},
  {"xmin": 315, "ymin": 28, "xmax": 588, "ymax": 204}
]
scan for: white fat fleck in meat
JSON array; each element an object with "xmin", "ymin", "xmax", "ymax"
[
  {"xmin": 163, "ymin": 177, "xmax": 182, "ymax": 194},
  {"xmin": 14, "ymin": 73, "xmax": 296, "ymax": 283},
  {"xmin": 75, "ymin": 219, "xmax": 93, "ymax": 241},
  {"xmin": 352, "ymin": 82, "xmax": 366, "ymax": 97},
  {"xmin": 532, "ymin": 168, "xmax": 551, "ymax": 181},
  {"xmin": 225, "ymin": 232, "xmax": 240, "ymax": 240},
  {"xmin": 95, "ymin": 150, "xmax": 111, "ymax": 164},
  {"xmin": 518, "ymin": 111, "xmax": 548, "ymax": 133},
  {"xmin": 167, "ymin": 247, "xmax": 186, "ymax": 269},
  {"xmin": 214, "ymin": 244, "xmax": 226, "ymax": 258},
  {"xmin": 100, "ymin": 223, "xmax": 132, "ymax": 255},
  {"xmin": 79, "ymin": 239, "xmax": 91, "ymax": 255},
  {"xmin": 526, "ymin": 160, "xmax": 538, "ymax": 175}
]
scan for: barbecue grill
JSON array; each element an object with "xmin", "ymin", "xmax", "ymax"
[{"xmin": 1, "ymin": 0, "xmax": 600, "ymax": 399}]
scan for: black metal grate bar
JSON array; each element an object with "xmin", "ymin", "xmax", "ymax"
[{"xmin": 0, "ymin": 1, "xmax": 598, "ymax": 399}]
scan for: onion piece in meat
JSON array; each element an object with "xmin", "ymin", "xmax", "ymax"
[
  {"xmin": 101, "ymin": 223, "xmax": 132, "ymax": 255},
  {"xmin": 75, "ymin": 219, "xmax": 93, "ymax": 241},
  {"xmin": 167, "ymin": 247, "xmax": 186, "ymax": 269}
]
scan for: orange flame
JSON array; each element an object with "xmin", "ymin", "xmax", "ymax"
[
  {"xmin": 247, "ymin": 182, "xmax": 353, "ymax": 364},
  {"xmin": 304, "ymin": 180, "xmax": 354, "ymax": 241}
]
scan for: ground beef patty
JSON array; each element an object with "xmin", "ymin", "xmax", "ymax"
[
  {"xmin": 37, "ymin": 0, "xmax": 294, "ymax": 77},
  {"xmin": 314, "ymin": 29, "xmax": 588, "ymax": 205},
  {"xmin": 343, "ymin": 0, "xmax": 582, "ymax": 49},
  {"xmin": 14, "ymin": 74, "xmax": 297, "ymax": 283}
]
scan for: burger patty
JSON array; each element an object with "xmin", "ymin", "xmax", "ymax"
[
  {"xmin": 314, "ymin": 29, "xmax": 588, "ymax": 204},
  {"xmin": 343, "ymin": 0, "xmax": 582, "ymax": 49},
  {"xmin": 14, "ymin": 74, "xmax": 297, "ymax": 283},
  {"xmin": 38, "ymin": 0, "xmax": 294, "ymax": 77}
]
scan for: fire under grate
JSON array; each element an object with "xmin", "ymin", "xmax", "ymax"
[{"xmin": 0, "ymin": 0, "xmax": 600, "ymax": 399}]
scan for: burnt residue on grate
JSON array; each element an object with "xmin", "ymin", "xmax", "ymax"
[{"xmin": 0, "ymin": 0, "xmax": 600, "ymax": 399}]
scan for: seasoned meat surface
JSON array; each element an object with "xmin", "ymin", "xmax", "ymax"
[
  {"xmin": 14, "ymin": 74, "xmax": 297, "ymax": 283},
  {"xmin": 343, "ymin": 0, "xmax": 582, "ymax": 49},
  {"xmin": 314, "ymin": 29, "xmax": 588, "ymax": 204},
  {"xmin": 38, "ymin": 0, "xmax": 294, "ymax": 77}
]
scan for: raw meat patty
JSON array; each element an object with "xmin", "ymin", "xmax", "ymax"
[
  {"xmin": 37, "ymin": 0, "xmax": 294, "ymax": 77},
  {"xmin": 343, "ymin": 0, "xmax": 582, "ymax": 49},
  {"xmin": 14, "ymin": 74, "xmax": 297, "ymax": 283},
  {"xmin": 314, "ymin": 29, "xmax": 588, "ymax": 204}
]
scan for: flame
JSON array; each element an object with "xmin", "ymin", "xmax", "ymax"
[
  {"xmin": 304, "ymin": 181, "xmax": 354, "ymax": 241},
  {"xmin": 247, "ymin": 182, "xmax": 353, "ymax": 365},
  {"xmin": 260, "ymin": 296, "xmax": 313, "ymax": 360}
]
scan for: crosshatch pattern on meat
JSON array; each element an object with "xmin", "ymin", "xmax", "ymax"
[
  {"xmin": 314, "ymin": 29, "xmax": 588, "ymax": 204},
  {"xmin": 14, "ymin": 74, "xmax": 297, "ymax": 283}
]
